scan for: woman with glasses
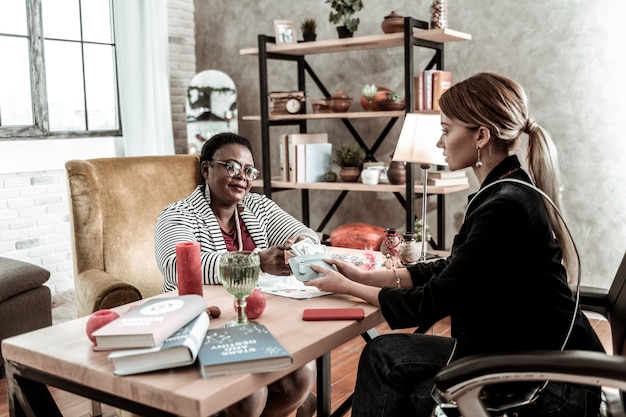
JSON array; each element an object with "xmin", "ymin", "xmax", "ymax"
[{"xmin": 155, "ymin": 132, "xmax": 318, "ymax": 417}]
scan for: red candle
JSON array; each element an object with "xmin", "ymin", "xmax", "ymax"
[{"xmin": 176, "ymin": 242, "xmax": 203, "ymax": 296}]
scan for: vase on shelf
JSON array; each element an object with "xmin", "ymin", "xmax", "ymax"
[
  {"xmin": 339, "ymin": 166, "xmax": 360, "ymax": 182},
  {"xmin": 387, "ymin": 161, "xmax": 406, "ymax": 185}
]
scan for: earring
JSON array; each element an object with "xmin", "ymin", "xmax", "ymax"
[{"xmin": 475, "ymin": 147, "xmax": 483, "ymax": 168}]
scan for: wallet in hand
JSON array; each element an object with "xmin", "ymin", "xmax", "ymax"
[{"xmin": 288, "ymin": 253, "xmax": 334, "ymax": 282}]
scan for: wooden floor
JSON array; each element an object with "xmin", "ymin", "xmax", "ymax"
[{"xmin": 0, "ymin": 316, "xmax": 611, "ymax": 417}]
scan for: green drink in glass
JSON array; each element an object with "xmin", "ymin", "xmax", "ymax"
[{"xmin": 219, "ymin": 251, "xmax": 261, "ymax": 326}]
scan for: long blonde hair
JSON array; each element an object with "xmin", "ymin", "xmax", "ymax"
[{"xmin": 439, "ymin": 73, "xmax": 575, "ymax": 280}]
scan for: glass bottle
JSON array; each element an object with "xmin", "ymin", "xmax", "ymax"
[
  {"xmin": 398, "ymin": 232, "xmax": 420, "ymax": 266},
  {"xmin": 429, "ymin": 0, "xmax": 448, "ymax": 29}
]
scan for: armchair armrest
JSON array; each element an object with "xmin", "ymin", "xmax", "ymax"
[
  {"xmin": 434, "ymin": 351, "xmax": 626, "ymax": 417},
  {"xmin": 74, "ymin": 269, "xmax": 142, "ymax": 317},
  {"xmin": 572, "ymin": 284, "xmax": 610, "ymax": 316}
]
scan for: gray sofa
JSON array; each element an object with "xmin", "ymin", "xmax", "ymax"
[{"xmin": 0, "ymin": 257, "xmax": 52, "ymax": 377}]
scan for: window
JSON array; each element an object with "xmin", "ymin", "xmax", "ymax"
[{"xmin": 0, "ymin": 0, "xmax": 120, "ymax": 139}]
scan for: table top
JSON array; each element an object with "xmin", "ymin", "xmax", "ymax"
[{"xmin": 2, "ymin": 269, "xmax": 384, "ymax": 416}]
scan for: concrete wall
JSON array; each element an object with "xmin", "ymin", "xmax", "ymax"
[{"xmin": 194, "ymin": 0, "xmax": 626, "ymax": 287}]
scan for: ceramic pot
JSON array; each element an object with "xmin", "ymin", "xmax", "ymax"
[
  {"xmin": 361, "ymin": 168, "xmax": 380, "ymax": 185},
  {"xmin": 330, "ymin": 89, "xmax": 352, "ymax": 112},
  {"xmin": 303, "ymin": 33, "xmax": 317, "ymax": 42},
  {"xmin": 336, "ymin": 26, "xmax": 353, "ymax": 38},
  {"xmin": 381, "ymin": 11, "xmax": 404, "ymax": 34},
  {"xmin": 339, "ymin": 167, "xmax": 360, "ymax": 182},
  {"xmin": 387, "ymin": 161, "xmax": 406, "ymax": 185}
]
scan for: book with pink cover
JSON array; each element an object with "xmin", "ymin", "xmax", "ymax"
[{"xmin": 92, "ymin": 294, "xmax": 207, "ymax": 349}]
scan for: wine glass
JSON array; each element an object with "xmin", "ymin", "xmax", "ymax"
[
  {"xmin": 362, "ymin": 84, "xmax": 378, "ymax": 111},
  {"xmin": 219, "ymin": 251, "xmax": 261, "ymax": 327}
]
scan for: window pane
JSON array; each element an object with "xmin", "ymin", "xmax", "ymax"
[
  {"xmin": 0, "ymin": 37, "xmax": 33, "ymax": 126},
  {"xmin": 45, "ymin": 40, "xmax": 86, "ymax": 131},
  {"xmin": 42, "ymin": 0, "xmax": 80, "ymax": 41},
  {"xmin": 0, "ymin": 0, "xmax": 28, "ymax": 36},
  {"xmin": 84, "ymin": 44, "xmax": 117, "ymax": 130},
  {"xmin": 81, "ymin": 0, "xmax": 112, "ymax": 43}
]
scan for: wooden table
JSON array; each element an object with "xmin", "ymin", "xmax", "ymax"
[{"xmin": 3, "ymin": 284, "xmax": 383, "ymax": 416}]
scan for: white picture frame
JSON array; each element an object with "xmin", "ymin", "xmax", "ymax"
[{"xmin": 274, "ymin": 20, "xmax": 297, "ymax": 44}]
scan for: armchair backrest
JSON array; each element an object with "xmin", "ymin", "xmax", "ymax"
[
  {"xmin": 608, "ymin": 252, "xmax": 626, "ymax": 357},
  {"xmin": 66, "ymin": 155, "xmax": 201, "ymax": 305}
]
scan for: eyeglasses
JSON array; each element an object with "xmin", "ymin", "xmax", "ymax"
[{"xmin": 212, "ymin": 160, "xmax": 260, "ymax": 181}]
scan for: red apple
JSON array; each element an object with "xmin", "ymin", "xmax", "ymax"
[
  {"xmin": 85, "ymin": 309, "xmax": 120, "ymax": 344},
  {"xmin": 234, "ymin": 288, "xmax": 266, "ymax": 320}
]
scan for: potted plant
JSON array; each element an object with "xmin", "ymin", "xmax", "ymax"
[
  {"xmin": 325, "ymin": 0, "xmax": 364, "ymax": 38},
  {"xmin": 300, "ymin": 18, "xmax": 318, "ymax": 42},
  {"xmin": 334, "ymin": 144, "xmax": 365, "ymax": 182}
]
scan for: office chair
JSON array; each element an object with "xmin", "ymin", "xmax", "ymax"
[{"xmin": 434, "ymin": 251, "xmax": 626, "ymax": 417}]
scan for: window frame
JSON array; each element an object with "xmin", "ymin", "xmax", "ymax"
[{"xmin": 0, "ymin": 0, "xmax": 122, "ymax": 139}]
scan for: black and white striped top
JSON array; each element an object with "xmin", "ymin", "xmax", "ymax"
[{"xmin": 155, "ymin": 186, "xmax": 318, "ymax": 292}]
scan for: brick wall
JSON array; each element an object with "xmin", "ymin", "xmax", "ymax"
[
  {"xmin": 0, "ymin": 171, "xmax": 73, "ymax": 295},
  {"xmin": 0, "ymin": 0, "xmax": 196, "ymax": 296},
  {"xmin": 167, "ymin": 0, "xmax": 196, "ymax": 155}
]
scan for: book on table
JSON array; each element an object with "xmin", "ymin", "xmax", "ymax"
[
  {"xmin": 92, "ymin": 294, "xmax": 207, "ymax": 349},
  {"xmin": 428, "ymin": 170, "xmax": 467, "ymax": 179},
  {"xmin": 107, "ymin": 311, "xmax": 210, "ymax": 375},
  {"xmin": 426, "ymin": 176, "xmax": 469, "ymax": 186},
  {"xmin": 197, "ymin": 323, "xmax": 293, "ymax": 379}
]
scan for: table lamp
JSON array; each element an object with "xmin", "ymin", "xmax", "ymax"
[{"xmin": 392, "ymin": 113, "xmax": 446, "ymax": 261}]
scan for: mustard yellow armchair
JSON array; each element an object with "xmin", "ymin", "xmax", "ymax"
[{"xmin": 65, "ymin": 155, "xmax": 201, "ymax": 317}]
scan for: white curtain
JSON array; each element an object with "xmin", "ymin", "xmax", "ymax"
[{"xmin": 113, "ymin": 0, "xmax": 174, "ymax": 156}]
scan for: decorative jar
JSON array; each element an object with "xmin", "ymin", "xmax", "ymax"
[
  {"xmin": 398, "ymin": 232, "xmax": 420, "ymax": 265},
  {"xmin": 429, "ymin": 0, "xmax": 448, "ymax": 29},
  {"xmin": 387, "ymin": 160, "xmax": 406, "ymax": 185},
  {"xmin": 329, "ymin": 89, "xmax": 352, "ymax": 113},
  {"xmin": 381, "ymin": 11, "xmax": 405, "ymax": 34},
  {"xmin": 380, "ymin": 228, "xmax": 402, "ymax": 257}
]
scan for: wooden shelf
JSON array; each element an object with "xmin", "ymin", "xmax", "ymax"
[
  {"xmin": 240, "ymin": 28, "xmax": 472, "ymax": 57},
  {"xmin": 252, "ymin": 180, "xmax": 470, "ymax": 195},
  {"xmin": 242, "ymin": 110, "xmax": 406, "ymax": 122}
]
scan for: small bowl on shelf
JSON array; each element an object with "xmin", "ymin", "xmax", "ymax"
[{"xmin": 376, "ymin": 99, "xmax": 405, "ymax": 111}]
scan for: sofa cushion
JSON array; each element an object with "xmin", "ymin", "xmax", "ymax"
[{"xmin": 0, "ymin": 257, "xmax": 51, "ymax": 303}]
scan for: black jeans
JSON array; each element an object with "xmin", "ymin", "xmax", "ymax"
[{"xmin": 350, "ymin": 333, "xmax": 602, "ymax": 417}]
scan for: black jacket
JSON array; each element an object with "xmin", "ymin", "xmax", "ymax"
[{"xmin": 379, "ymin": 155, "xmax": 604, "ymax": 358}]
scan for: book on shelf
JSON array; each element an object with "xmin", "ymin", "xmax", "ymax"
[
  {"xmin": 107, "ymin": 312, "xmax": 210, "ymax": 376},
  {"xmin": 286, "ymin": 133, "xmax": 328, "ymax": 183},
  {"xmin": 415, "ymin": 70, "xmax": 452, "ymax": 111},
  {"xmin": 428, "ymin": 170, "xmax": 467, "ymax": 179},
  {"xmin": 279, "ymin": 134, "xmax": 289, "ymax": 181},
  {"xmin": 426, "ymin": 176, "xmax": 469, "ymax": 187},
  {"xmin": 432, "ymin": 71, "xmax": 452, "ymax": 111},
  {"xmin": 197, "ymin": 323, "xmax": 293, "ymax": 379},
  {"xmin": 295, "ymin": 142, "xmax": 332, "ymax": 183},
  {"xmin": 92, "ymin": 294, "xmax": 207, "ymax": 350}
]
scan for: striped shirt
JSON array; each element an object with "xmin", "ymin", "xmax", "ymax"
[{"xmin": 155, "ymin": 186, "xmax": 318, "ymax": 292}]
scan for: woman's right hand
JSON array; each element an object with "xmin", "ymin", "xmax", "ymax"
[{"xmin": 258, "ymin": 245, "xmax": 293, "ymax": 276}]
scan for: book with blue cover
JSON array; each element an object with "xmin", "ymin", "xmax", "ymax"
[
  {"xmin": 197, "ymin": 323, "xmax": 293, "ymax": 379},
  {"xmin": 107, "ymin": 311, "xmax": 210, "ymax": 375}
]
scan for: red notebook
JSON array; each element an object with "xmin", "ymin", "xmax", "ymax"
[{"xmin": 302, "ymin": 308, "xmax": 365, "ymax": 321}]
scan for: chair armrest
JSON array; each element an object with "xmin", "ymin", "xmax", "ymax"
[
  {"xmin": 74, "ymin": 269, "xmax": 142, "ymax": 317},
  {"xmin": 572, "ymin": 284, "xmax": 610, "ymax": 316},
  {"xmin": 0, "ymin": 257, "xmax": 50, "ymax": 303}
]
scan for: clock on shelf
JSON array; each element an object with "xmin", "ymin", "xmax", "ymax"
[{"xmin": 269, "ymin": 91, "xmax": 305, "ymax": 115}]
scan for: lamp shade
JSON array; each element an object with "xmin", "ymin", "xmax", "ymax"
[{"xmin": 392, "ymin": 113, "xmax": 447, "ymax": 166}]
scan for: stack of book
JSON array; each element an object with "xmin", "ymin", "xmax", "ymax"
[
  {"xmin": 279, "ymin": 133, "xmax": 332, "ymax": 183},
  {"xmin": 414, "ymin": 70, "xmax": 452, "ymax": 111},
  {"xmin": 425, "ymin": 170, "xmax": 469, "ymax": 187},
  {"xmin": 92, "ymin": 294, "xmax": 293, "ymax": 377}
]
